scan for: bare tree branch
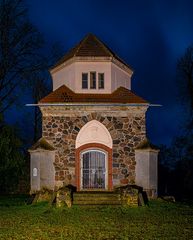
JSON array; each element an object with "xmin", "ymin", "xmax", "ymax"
[
  {"xmin": 177, "ymin": 45, "xmax": 193, "ymax": 111},
  {"xmin": 0, "ymin": 0, "xmax": 47, "ymax": 113}
]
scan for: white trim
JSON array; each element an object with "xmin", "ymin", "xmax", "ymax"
[
  {"xmin": 50, "ymin": 56, "xmax": 133, "ymax": 75},
  {"xmin": 26, "ymin": 103, "xmax": 161, "ymax": 107}
]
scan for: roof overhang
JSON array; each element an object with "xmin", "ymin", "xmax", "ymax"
[
  {"xmin": 50, "ymin": 56, "xmax": 133, "ymax": 75},
  {"xmin": 26, "ymin": 103, "xmax": 161, "ymax": 107}
]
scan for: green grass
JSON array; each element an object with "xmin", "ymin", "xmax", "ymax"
[{"xmin": 0, "ymin": 196, "xmax": 193, "ymax": 240}]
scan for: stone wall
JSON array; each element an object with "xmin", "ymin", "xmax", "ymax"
[{"xmin": 41, "ymin": 106, "xmax": 147, "ymax": 189}]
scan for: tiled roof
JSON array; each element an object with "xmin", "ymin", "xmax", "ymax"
[
  {"xmin": 50, "ymin": 33, "xmax": 132, "ymax": 71},
  {"xmin": 39, "ymin": 85, "xmax": 148, "ymax": 104}
]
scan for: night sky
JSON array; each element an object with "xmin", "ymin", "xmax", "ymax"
[{"xmin": 17, "ymin": 0, "xmax": 193, "ymax": 145}]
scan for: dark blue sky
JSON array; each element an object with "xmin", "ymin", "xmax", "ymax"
[{"xmin": 23, "ymin": 0, "xmax": 193, "ymax": 145}]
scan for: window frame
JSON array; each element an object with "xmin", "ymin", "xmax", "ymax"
[
  {"xmin": 98, "ymin": 73, "xmax": 105, "ymax": 89},
  {"xmin": 90, "ymin": 71, "xmax": 96, "ymax": 89},
  {"xmin": 82, "ymin": 73, "xmax": 88, "ymax": 89}
]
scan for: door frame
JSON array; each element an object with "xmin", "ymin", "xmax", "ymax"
[
  {"xmin": 80, "ymin": 149, "xmax": 108, "ymax": 190},
  {"xmin": 75, "ymin": 143, "xmax": 113, "ymax": 191}
]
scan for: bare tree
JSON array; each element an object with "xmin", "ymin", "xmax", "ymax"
[
  {"xmin": 29, "ymin": 43, "xmax": 63, "ymax": 142},
  {"xmin": 0, "ymin": 0, "xmax": 47, "ymax": 113},
  {"xmin": 177, "ymin": 45, "xmax": 193, "ymax": 112},
  {"xmin": 30, "ymin": 74, "xmax": 49, "ymax": 141},
  {"xmin": 174, "ymin": 45, "xmax": 193, "ymax": 199}
]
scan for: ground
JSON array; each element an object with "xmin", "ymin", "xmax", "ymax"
[{"xmin": 0, "ymin": 196, "xmax": 193, "ymax": 239}]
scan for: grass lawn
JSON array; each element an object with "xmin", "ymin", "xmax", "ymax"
[{"xmin": 0, "ymin": 196, "xmax": 193, "ymax": 240}]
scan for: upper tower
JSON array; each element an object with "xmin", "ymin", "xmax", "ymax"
[{"xmin": 50, "ymin": 34, "xmax": 133, "ymax": 94}]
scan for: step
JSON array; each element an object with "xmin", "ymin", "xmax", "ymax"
[
  {"xmin": 73, "ymin": 194, "xmax": 120, "ymax": 199},
  {"xmin": 73, "ymin": 193, "xmax": 121, "ymax": 199},
  {"xmin": 73, "ymin": 192, "xmax": 119, "ymax": 196},
  {"xmin": 73, "ymin": 196, "xmax": 121, "ymax": 201},
  {"xmin": 73, "ymin": 201, "xmax": 122, "ymax": 205},
  {"xmin": 72, "ymin": 191, "xmax": 122, "ymax": 205}
]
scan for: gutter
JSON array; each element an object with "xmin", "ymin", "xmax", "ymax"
[{"xmin": 26, "ymin": 103, "xmax": 162, "ymax": 107}]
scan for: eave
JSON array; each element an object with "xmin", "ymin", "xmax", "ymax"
[{"xmin": 26, "ymin": 103, "xmax": 161, "ymax": 107}]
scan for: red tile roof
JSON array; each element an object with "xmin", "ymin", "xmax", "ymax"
[
  {"xmin": 50, "ymin": 33, "xmax": 132, "ymax": 71},
  {"xmin": 39, "ymin": 85, "xmax": 148, "ymax": 104}
]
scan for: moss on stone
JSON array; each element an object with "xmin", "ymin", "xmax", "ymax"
[
  {"xmin": 56, "ymin": 186, "xmax": 72, "ymax": 208},
  {"xmin": 31, "ymin": 188, "xmax": 54, "ymax": 204}
]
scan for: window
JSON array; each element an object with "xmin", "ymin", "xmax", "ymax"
[
  {"xmin": 82, "ymin": 73, "xmax": 88, "ymax": 89},
  {"xmin": 82, "ymin": 72, "xmax": 105, "ymax": 90},
  {"xmin": 90, "ymin": 72, "xmax": 96, "ymax": 89},
  {"xmin": 98, "ymin": 73, "xmax": 104, "ymax": 89},
  {"xmin": 81, "ymin": 150, "xmax": 106, "ymax": 189}
]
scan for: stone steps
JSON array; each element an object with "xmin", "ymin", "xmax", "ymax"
[{"xmin": 73, "ymin": 191, "xmax": 122, "ymax": 205}]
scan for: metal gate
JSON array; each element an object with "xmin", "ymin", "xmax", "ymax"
[{"xmin": 81, "ymin": 150, "xmax": 107, "ymax": 189}]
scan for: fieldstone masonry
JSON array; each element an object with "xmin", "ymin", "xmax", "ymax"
[
  {"xmin": 28, "ymin": 34, "xmax": 159, "ymax": 203},
  {"xmin": 41, "ymin": 105, "xmax": 147, "ymax": 189}
]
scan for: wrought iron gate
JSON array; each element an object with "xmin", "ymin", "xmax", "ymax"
[{"xmin": 81, "ymin": 150, "xmax": 106, "ymax": 189}]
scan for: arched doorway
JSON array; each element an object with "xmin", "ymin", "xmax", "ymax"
[
  {"xmin": 81, "ymin": 149, "xmax": 107, "ymax": 190},
  {"xmin": 75, "ymin": 120, "xmax": 113, "ymax": 191}
]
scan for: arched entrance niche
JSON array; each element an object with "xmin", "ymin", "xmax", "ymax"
[{"xmin": 75, "ymin": 120, "xmax": 113, "ymax": 191}]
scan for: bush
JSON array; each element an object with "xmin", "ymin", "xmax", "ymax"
[{"xmin": 0, "ymin": 123, "xmax": 26, "ymax": 193}]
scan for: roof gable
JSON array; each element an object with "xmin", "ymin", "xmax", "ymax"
[{"xmin": 50, "ymin": 33, "xmax": 132, "ymax": 71}]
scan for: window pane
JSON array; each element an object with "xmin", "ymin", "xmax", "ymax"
[
  {"xmin": 98, "ymin": 73, "xmax": 104, "ymax": 89},
  {"xmin": 82, "ymin": 73, "xmax": 88, "ymax": 89},
  {"xmin": 90, "ymin": 72, "xmax": 96, "ymax": 89},
  {"xmin": 82, "ymin": 150, "xmax": 106, "ymax": 189}
]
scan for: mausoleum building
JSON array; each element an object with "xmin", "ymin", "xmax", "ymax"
[{"xmin": 29, "ymin": 34, "xmax": 159, "ymax": 198}]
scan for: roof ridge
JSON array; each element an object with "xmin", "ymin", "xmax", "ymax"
[
  {"xmin": 57, "ymin": 84, "xmax": 74, "ymax": 94},
  {"xmin": 50, "ymin": 33, "xmax": 133, "ymax": 71},
  {"xmin": 91, "ymin": 35, "xmax": 132, "ymax": 69},
  {"xmin": 91, "ymin": 34, "xmax": 114, "ymax": 57},
  {"xmin": 112, "ymin": 86, "xmax": 129, "ymax": 93},
  {"xmin": 73, "ymin": 33, "xmax": 90, "ymax": 57}
]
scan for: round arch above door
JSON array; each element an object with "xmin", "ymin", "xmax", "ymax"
[
  {"xmin": 75, "ymin": 120, "xmax": 112, "ymax": 149},
  {"xmin": 75, "ymin": 120, "xmax": 113, "ymax": 191}
]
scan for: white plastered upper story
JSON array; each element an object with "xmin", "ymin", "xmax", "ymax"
[{"xmin": 51, "ymin": 59, "xmax": 132, "ymax": 93}]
